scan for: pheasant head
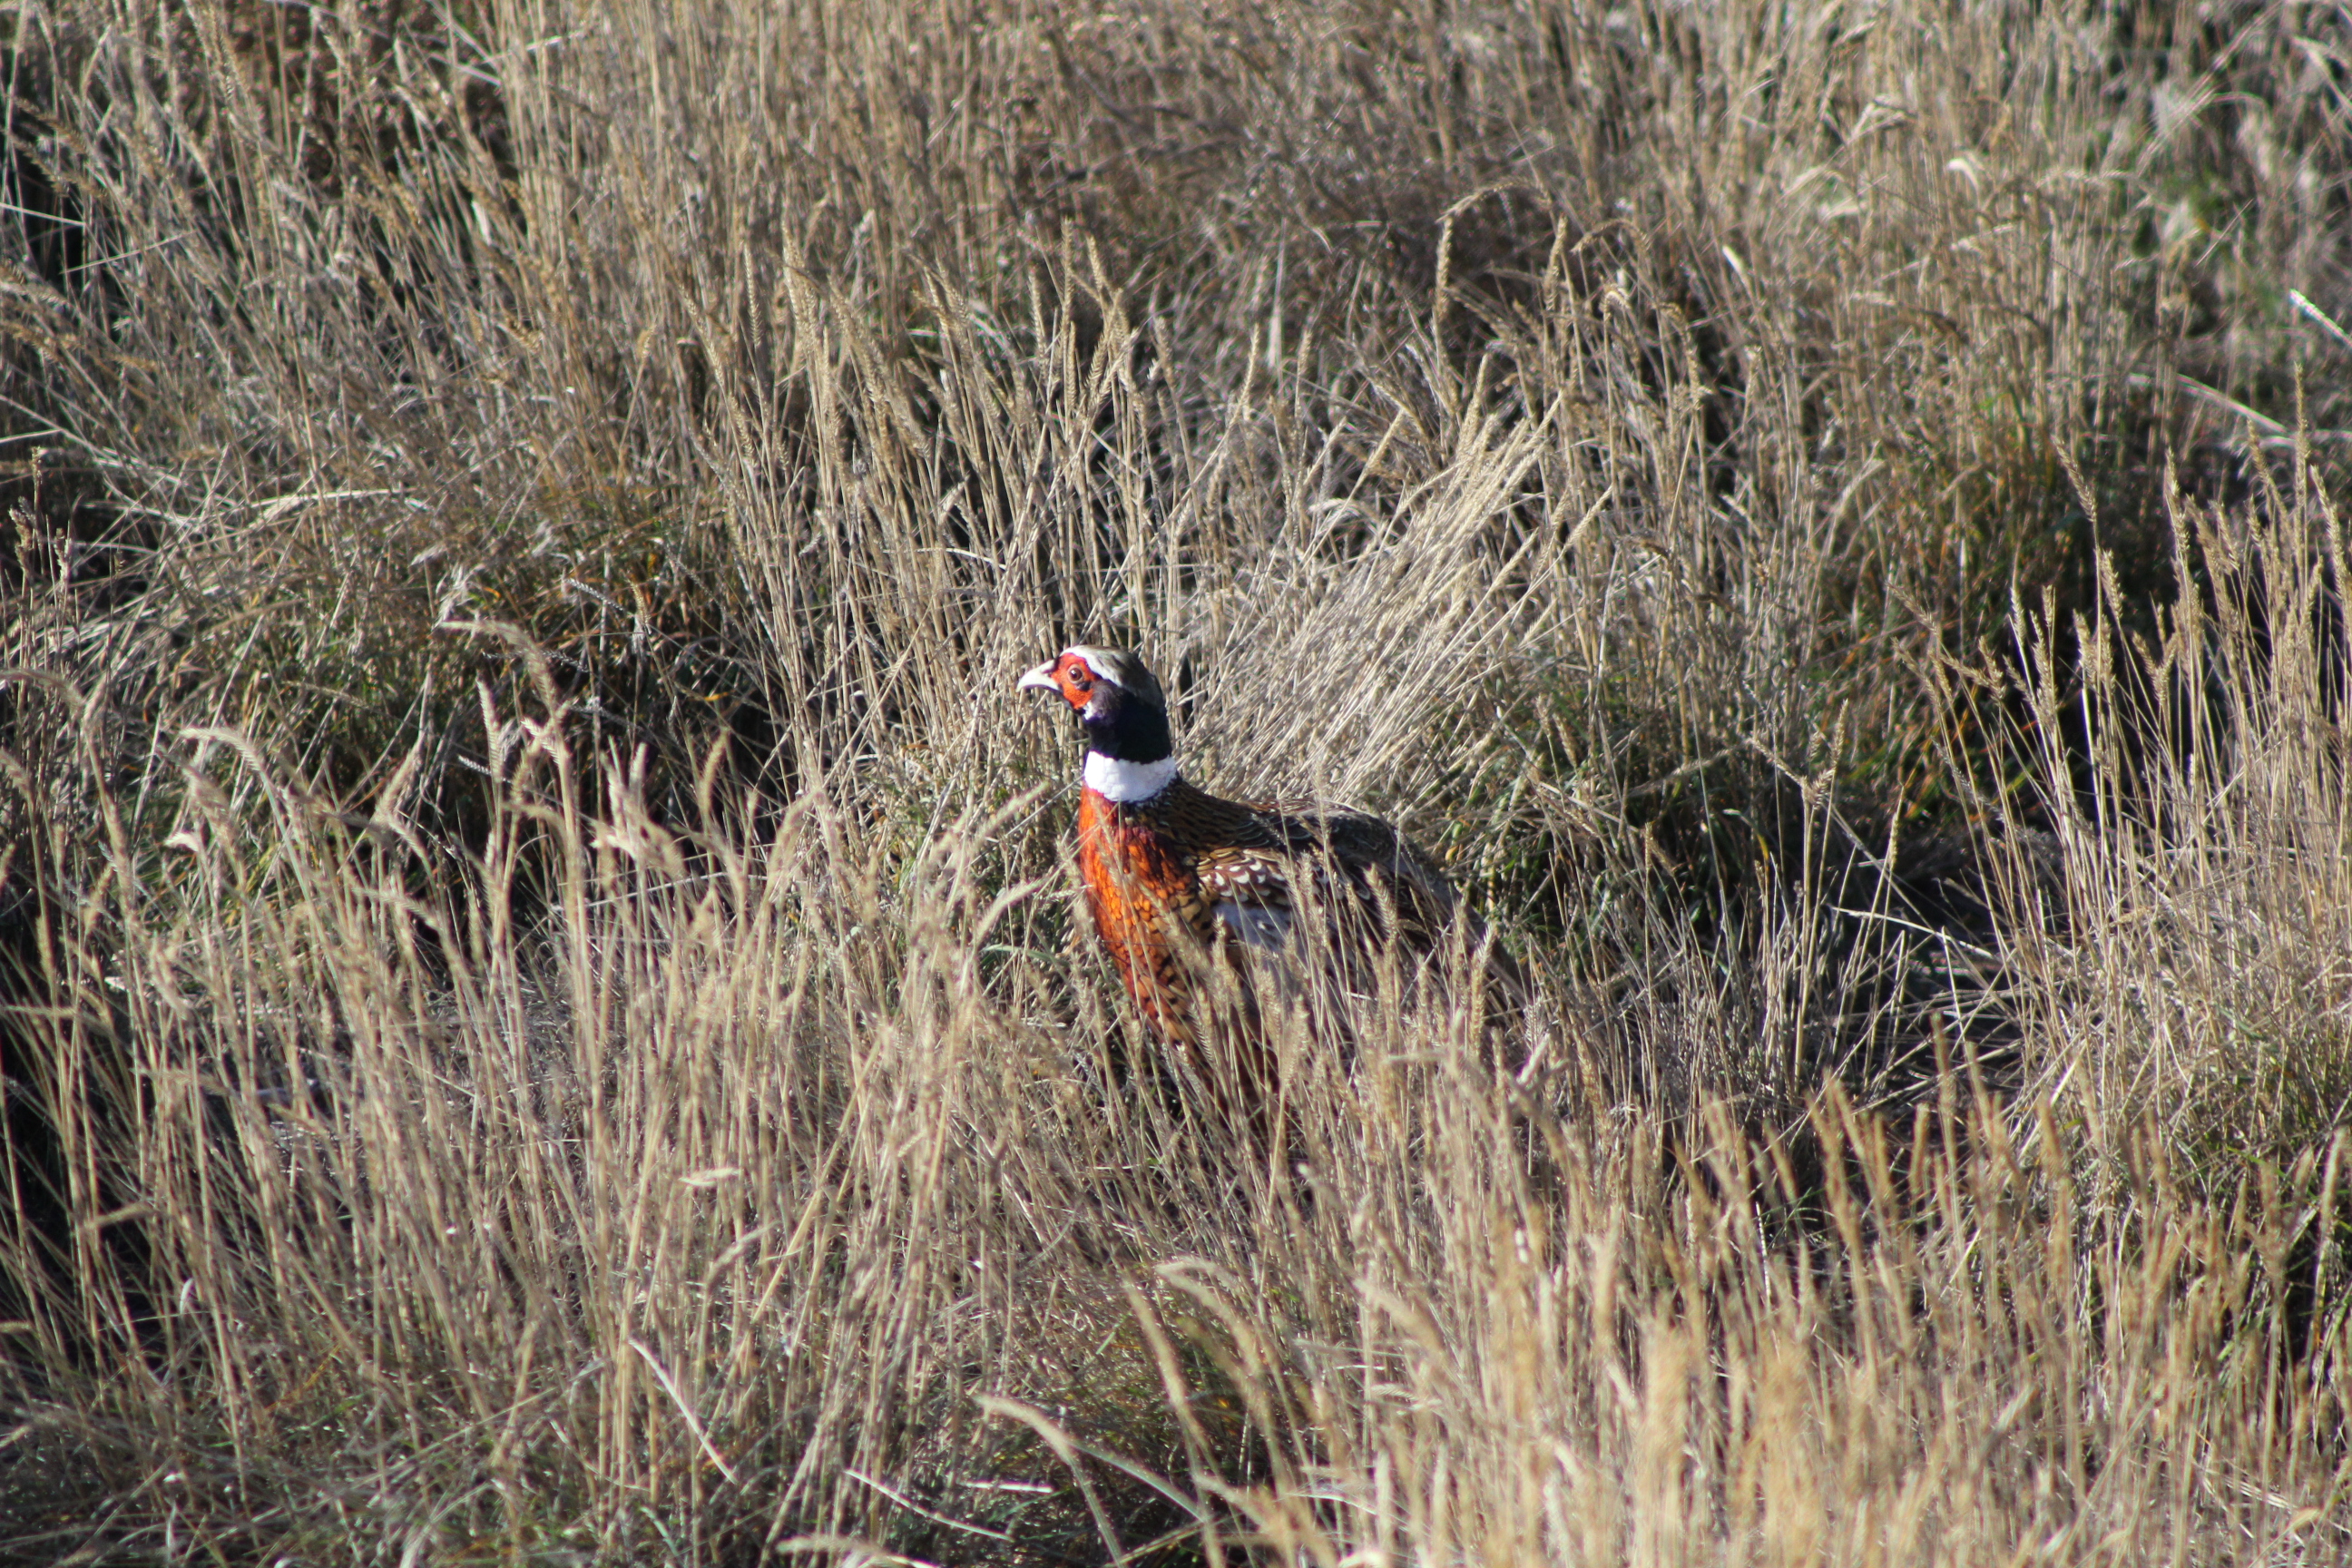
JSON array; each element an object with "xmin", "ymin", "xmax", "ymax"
[{"xmin": 1018, "ymin": 646, "xmax": 1179, "ymax": 801}]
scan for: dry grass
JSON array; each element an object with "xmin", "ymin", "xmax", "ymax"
[{"xmin": 1, "ymin": 0, "xmax": 2348, "ymax": 1561}]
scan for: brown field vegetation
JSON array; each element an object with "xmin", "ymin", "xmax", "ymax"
[{"xmin": 1, "ymin": 0, "xmax": 2349, "ymax": 1561}]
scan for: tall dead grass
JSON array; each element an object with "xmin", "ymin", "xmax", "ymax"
[{"xmin": 1, "ymin": 0, "xmax": 2347, "ymax": 1561}]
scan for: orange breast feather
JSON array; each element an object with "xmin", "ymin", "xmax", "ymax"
[{"xmin": 1076, "ymin": 790, "xmax": 1210, "ymax": 1042}]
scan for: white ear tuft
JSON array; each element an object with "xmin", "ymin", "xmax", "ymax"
[{"xmin": 1072, "ymin": 648, "xmax": 1124, "ymax": 689}]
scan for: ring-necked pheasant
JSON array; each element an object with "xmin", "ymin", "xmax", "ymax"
[{"xmin": 1018, "ymin": 645, "xmax": 1522, "ymax": 1074}]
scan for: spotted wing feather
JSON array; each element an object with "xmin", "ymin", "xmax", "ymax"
[{"xmin": 1162, "ymin": 788, "xmax": 1457, "ymax": 961}]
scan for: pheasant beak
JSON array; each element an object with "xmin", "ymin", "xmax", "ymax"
[{"xmin": 1016, "ymin": 658, "xmax": 1063, "ymax": 696}]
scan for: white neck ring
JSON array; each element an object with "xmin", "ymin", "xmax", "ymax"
[{"xmin": 1083, "ymin": 751, "xmax": 1178, "ymax": 803}]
